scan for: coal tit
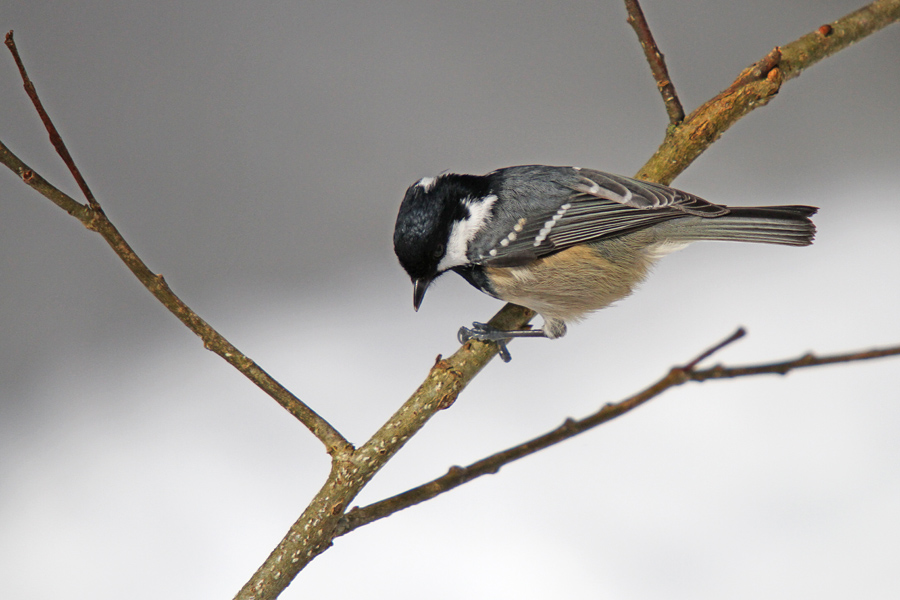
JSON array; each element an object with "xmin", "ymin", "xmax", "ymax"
[{"xmin": 393, "ymin": 165, "xmax": 817, "ymax": 361}]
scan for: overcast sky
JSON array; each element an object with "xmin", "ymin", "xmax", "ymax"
[{"xmin": 2, "ymin": 1, "xmax": 899, "ymax": 599}]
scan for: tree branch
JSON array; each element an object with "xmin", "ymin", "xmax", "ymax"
[
  {"xmin": 232, "ymin": 303, "xmax": 534, "ymax": 600},
  {"xmin": 0, "ymin": 34, "xmax": 352, "ymax": 458},
  {"xmin": 623, "ymin": 0, "xmax": 685, "ymax": 126},
  {"xmin": 689, "ymin": 344, "xmax": 900, "ymax": 381},
  {"xmin": 335, "ymin": 333, "xmax": 900, "ymax": 536},
  {"xmin": 636, "ymin": 0, "xmax": 900, "ymax": 185}
]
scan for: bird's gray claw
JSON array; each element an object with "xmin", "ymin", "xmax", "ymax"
[
  {"xmin": 496, "ymin": 341, "xmax": 512, "ymax": 363},
  {"xmin": 458, "ymin": 322, "xmax": 488, "ymax": 343},
  {"xmin": 457, "ymin": 322, "xmax": 513, "ymax": 362}
]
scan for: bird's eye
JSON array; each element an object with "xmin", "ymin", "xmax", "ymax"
[{"xmin": 433, "ymin": 243, "xmax": 445, "ymax": 259}]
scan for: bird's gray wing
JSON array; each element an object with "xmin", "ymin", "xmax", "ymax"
[{"xmin": 475, "ymin": 166, "xmax": 729, "ymax": 267}]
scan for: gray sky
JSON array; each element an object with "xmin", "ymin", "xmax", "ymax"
[{"xmin": 2, "ymin": 1, "xmax": 899, "ymax": 598}]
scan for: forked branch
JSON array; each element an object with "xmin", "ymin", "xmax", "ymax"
[
  {"xmin": 636, "ymin": 0, "xmax": 900, "ymax": 184},
  {"xmin": 336, "ymin": 331, "xmax": 900, "ymax": 535}
]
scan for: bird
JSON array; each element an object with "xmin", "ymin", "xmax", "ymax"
[{"xmin": 393, "ymin": 165, "xmax": 817, "ymax": 361}]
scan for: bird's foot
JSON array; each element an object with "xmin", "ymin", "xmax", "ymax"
[
  {"xmin": 457, "ymin": 322, "xmax": 547, "ymax": 363},
  {"xmin": 458, "ymin": 322, "xmax": 514, "ymax": 362}
]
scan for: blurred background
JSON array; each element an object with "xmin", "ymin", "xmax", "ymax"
[{"xmin": 1, "ymin": 1, "xmax": 899, "ymax": 598}]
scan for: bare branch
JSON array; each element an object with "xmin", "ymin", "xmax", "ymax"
[
  {"xmin": 623, "ymin": 0, "xmax": 685, "ymax": 126},
  {"xmin": 336, "ymin": 334, "xmax": 900, "ymax": 536},
  {"xmin": 232, "ymin": 303, "xmax": 534, "ymax": 600},
  {"xmin": 5, "ymin": 31, "xmax": 101, "ymax": 212},
  {"xmin": 636, "ymin": 0, "xmax": 900, "ymax": 185},
  {"xmin": 689, "ymin": 344, "xmax": 900, "ymax": 381},
  {"xmin": 0, "ymin": 37, "xmax": 351, "ymax": 457},
  {"xmin": 682, "ymin": 327, "xmax": 746, "ymax": 371},
  {"xmin": 0, "ymin": 137, "xmax": 351, "ymax": 455}
]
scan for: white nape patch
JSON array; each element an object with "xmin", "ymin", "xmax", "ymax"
[
  {"xmin": 644, "ymin": 239, "xmax": 690, "ymax": 260},
  {"xmin": 436, "ymin": 194, "xmax": 498, "ymax": 272},
  {"xmin": 533, "ymin": 203, "xmax": 571, "ymax": 246},
  {"xmin": 416, "ymin": 176, "xmax": 437, "ymax": 192}
]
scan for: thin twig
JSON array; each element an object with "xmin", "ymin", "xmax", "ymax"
[
  {"xmin": 5, "ymin": 31, "xmax": 101, "ymax": 212},
  {"xmin": 0, "ymin": 36, "xmax": 352, "ymax": 457},
  {"xmin": 690, "ymin": 344, "xmax": 900, "ymax": 380},
  {"xmin": 682, "ymin": 327, "xmax": 746, "ymax": 371},
  {"xmin": 231, "ymin": 304, "xmax": 531, "ymax": 600},
  {"xmin": 336, "ymin": 334, "xmax": 900, "ymax": 536},
  {"xmin": 623, "ymin": 0, "xmax": 685, "ymax": 126}
]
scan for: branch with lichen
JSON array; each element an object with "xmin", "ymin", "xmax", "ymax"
[{"xmin": 636, "ymin": 0, "xmax": 900, "ymax": 184}]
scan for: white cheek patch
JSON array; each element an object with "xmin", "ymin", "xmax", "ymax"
[
  {"xmin": 437, "ymin": 194, "xmax": 497, "ymax": 272},
  {"xmin": 437, "ymin": 220, "xmax": 470, "ymax": 271}
]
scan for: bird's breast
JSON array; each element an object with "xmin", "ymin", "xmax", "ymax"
[{"xmin": 485, "ymin": 243, "xmax": 655, "ymax": 322}]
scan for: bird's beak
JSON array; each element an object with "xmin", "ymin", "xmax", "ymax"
[{"xmin": 412, "ymin": 277, "xmax": 433, "ymax": 312}]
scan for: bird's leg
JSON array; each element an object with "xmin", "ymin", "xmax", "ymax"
[{"xmin": 457, "ymin": 322, "xmax": 547, "ymax": 363}]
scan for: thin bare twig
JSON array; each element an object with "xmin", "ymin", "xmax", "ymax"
[
  {"xmin": 682, "ymin": 327, "xmax": 746, "ymax": 371},
  {"xmin": 4, "ymin": 31, "xmax": 101, "ymax": 212},
  {"xmin": 0, "ymin": 34, "xmax": 352, "ymax": 457},
  {"xmin": 623, "ymin": 0, "xmax": 685, "ymax": 126},
  {"xmin": 690, "ymin": 344, "xmax": 900, "ymax": 380},
  {"xmin": 336, "ymin": 334, "xmax": 900, "ymax": 536}
]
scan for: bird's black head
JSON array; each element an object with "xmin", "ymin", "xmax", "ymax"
[{"xmin": 393, "ymin": 173, "xmax": 492, "ymax": 310}]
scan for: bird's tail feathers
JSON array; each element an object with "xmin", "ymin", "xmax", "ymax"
[{"xmin": 663, "ymin": 205, "xmax": 817, "ymax": 247}]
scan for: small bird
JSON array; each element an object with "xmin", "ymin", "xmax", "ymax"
[{"xmin": 393, "ymin": 165, "xmax": 816, "ymax": 361}]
